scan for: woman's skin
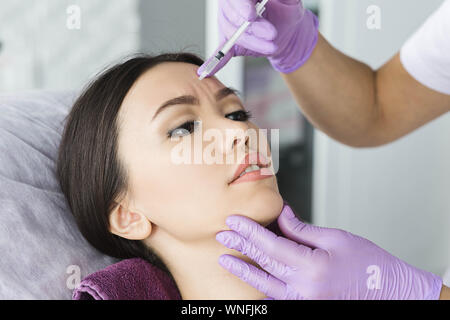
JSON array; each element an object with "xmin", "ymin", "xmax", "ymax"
[{"xmin": 107, "ymin": 61, "xmax": 284, "ymax": 299}]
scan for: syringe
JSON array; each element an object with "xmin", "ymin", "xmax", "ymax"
[{"xmin": 198, "ymin": 0, "xmax": 270, "ymax": 80}]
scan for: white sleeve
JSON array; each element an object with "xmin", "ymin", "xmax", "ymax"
[{"xmin": 400, "ymin": 0, "xmax": 450, "ymax": 95}]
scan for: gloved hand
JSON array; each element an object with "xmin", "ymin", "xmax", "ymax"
[
  {"xmin": 197, "ymin": 0, "xmax": 319, "ymax": 78},
  {"xmin": 215, "ymin": 204, "xmax": 443, "ymax": 300}
]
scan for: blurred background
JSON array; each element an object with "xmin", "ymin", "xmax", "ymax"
[{"xmin": 0, "ymin": 0, "xmax": 449, "ymax": 281}]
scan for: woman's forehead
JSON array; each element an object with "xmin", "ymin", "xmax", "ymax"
[
  {"xmin": 131, "ymin": 62, "xmax": 224, "ymax": 103},
  {"xmin": 120, "ymin": 62, "xmax": 226, "ymax": 120}
]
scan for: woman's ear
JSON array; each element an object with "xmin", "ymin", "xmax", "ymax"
[{"xmin": 109, "ymin": 202, "xmax": 152, "ymax": 240}]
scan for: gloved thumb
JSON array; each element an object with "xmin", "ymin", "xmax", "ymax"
[{"xmin": 277, "ymin": 204, "xmax": 324, "ymax": 248}]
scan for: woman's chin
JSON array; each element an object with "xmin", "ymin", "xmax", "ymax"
[{"xmin": 247, "ymin": 190, "xmax": 284, "ymax": 227}]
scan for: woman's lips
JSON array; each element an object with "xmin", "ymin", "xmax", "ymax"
[
  {"xmin": 229, "ymin": 152, "xmax": 271, "ymax": 184},
  {"xmin": 229, "ymin": 167, "xmax": 274, "ymax": 185}
]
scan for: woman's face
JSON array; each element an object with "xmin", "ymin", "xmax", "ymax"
[{"xmin": 116, "ymin": 62, "xmax": 283, "ymax": 244}]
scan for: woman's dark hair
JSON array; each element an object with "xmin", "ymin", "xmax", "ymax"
[{"xmin": 57, "ymin": 53, "xmax": 204, "ymax": 275}]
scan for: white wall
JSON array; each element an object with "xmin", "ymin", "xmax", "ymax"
[
  {"xmin": 0, "ymin": 0, "xmax": 140, "ymax": 92},
  {"xmin": 139, "ymin": 0, "xmax": 205, "ymax": 56},
  {"xmin": 314, "ymin": 0, "xmax": 450, "ymax": 276}
]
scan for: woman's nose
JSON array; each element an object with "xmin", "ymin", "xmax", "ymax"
[
  {"xmin": 219, "ymin": 121, "xmax": 252, "ymax": 158},
  {"xmin": 230, "ymin": 133, "xmax": 249, "ymax": 152}
]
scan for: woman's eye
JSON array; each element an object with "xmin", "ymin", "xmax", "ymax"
[
  {"xmin": 167, "ymin": 111, "xmax": 253, "ymax": 139},
  {"xmin": 167, "ymin": 120, "xmax": 200, "ymax": 138},
  {"xmin": 226, "ymin": 110, "xmax": 253, "ymax": 122}
]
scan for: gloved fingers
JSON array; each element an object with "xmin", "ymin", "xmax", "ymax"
[
  {"xmin": 218, "ymin": 254, "xmax": 289, "ymax": 299},
  {"xmin": 221, "ymin": 13, "xmax": 278, "ymax": 41},
  {"xmin": 197, "ymin": 43, "xmax": 234, "ymax": 78},
  {"xmin": 219, "ymin": 10, "xmax": 278, "ymax": 54},
  {"xmin": 225, "ymin": 215, "xmax": 313, "ymax": 266},
  {"xmin": 248, "ymin": 19, "xmax": 278, "ymax": 41},
  {"xmin": 216, "ymin": 230, "xmax": 289, "ymax": 278},
  {"xmin": 277, "ymin": 204, "xmax": 327, "ymax": 249},
  {"xmin": 275, "ymin": 0, "xmax": 301, "ymax": 5},
  {"xmin": 223, "ymin": 0, "xmax": 259, "ymax": 22},
  {"xmin": 221, "ymin": 0, "xmax": 278, "ymax": 41}
]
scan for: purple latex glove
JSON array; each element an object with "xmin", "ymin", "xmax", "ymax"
[
  {"xmin": 197, "ymin": 0, "xmax": 319, "ymax": 78},
  {"xmin": 216, "ymin": 204, "xmax": 443, "ymax": 300}
]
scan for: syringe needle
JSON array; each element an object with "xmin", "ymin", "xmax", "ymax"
[{"xmin": 199, "ymin": 0, "xmax": 270, "ymax": 80}]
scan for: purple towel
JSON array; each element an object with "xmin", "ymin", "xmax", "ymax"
[
  {"xmin": 73, "ymin": 258, "xmax": 181, "ymax": 300},
  {"xmin": 72, "ymin": 213, "xmax": 288, "ymax": 300}
]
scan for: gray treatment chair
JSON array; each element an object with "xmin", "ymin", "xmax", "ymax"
[{"xmin": 0, "ymin": 90, "xmax": 118, "ymax": 299}]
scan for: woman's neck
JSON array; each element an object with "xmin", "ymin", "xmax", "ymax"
[{"xmin": 149, "ymin": 233, "xmax": 267, "ymax": 300}]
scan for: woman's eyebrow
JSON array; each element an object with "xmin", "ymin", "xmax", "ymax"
[{"xmin": 152, "ymin": 87, "xmax": 241, "ymax": 121}]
